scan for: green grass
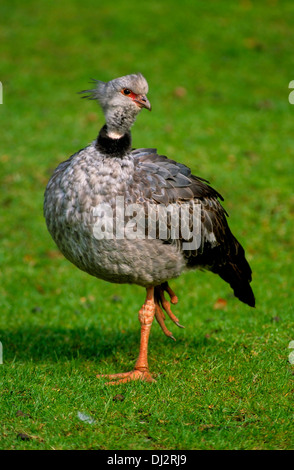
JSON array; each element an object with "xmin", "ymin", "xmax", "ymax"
[{"xmin": 1, "ymin": 0, "xmax": 294, "ymax": 450}]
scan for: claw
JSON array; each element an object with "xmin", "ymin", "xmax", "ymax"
[
  {"xmin": 155, "ymin": 304, "xmax": 176, "ymax": 340},
  {"xmin": 154, "ymin": 283, "xmax": 185, "ymax": 338}
]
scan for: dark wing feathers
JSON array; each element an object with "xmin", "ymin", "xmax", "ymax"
[
  {"xmin": 131, "ymin": 148, "xmax": 255, "ymax": 307},
  {"xmin": 131, "ymin": 148, "xmax": 228, "ymax": 253},
  {"xmin": 132, "ymin": 147, "xmax": 225, "ymax": 223}
]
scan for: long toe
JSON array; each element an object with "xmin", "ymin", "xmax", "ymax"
[
  {"xmin": 154, "ymin": 284, "xmax": 185, "ymax": 339},
  {"xmin": 155, "ymin": 304, "xmax": 176, "ymax": 340},
  {"xmin": 97, "ymin": 369, "xmax": 156, "ymax": 385}
]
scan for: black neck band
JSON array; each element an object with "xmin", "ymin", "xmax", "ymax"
[{"xmin": 95, "ymin": 125, "xmax": 132, "ymax": 157}]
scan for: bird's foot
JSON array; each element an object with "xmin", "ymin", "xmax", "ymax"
[
  {"xmin": 97, "ymin": 291, "xmax": 156, "ymax": 385},
  {"xmin": 97, "ymin": 368, "xmax": 156, "ymax": 385},
  {"xmin": 154, "ymin": 282, "xmax": 185, "ymax": 340}
]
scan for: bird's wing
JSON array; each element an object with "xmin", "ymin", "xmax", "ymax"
[
  {"xmin": 131, "ymin": 148, "xmax": 224, "ymax": 203},
  {"xmin": 129, "ymin": 148, "xmax": 233, "ymax": 261},
  {"xmin": 130, "ymin": 148, "xmax": 255, "ymax": 307}
]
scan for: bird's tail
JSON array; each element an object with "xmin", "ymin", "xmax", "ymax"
[{"xmin": 212, "ymin": 237, "xmax": 255, "ymax": 308}]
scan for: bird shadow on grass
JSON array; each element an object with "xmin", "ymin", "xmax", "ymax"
[
  {"xmin": 0, "ymin": 324, "xmax": 207, "ymax": 365},
  {"xmin": 0, "ymin": 326, "xmax": 134, "ymax": 364}
]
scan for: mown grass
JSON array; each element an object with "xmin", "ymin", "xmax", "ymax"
[{"xmin": 1, "ymin": 0, "xmax": 294, "ymax": 450}]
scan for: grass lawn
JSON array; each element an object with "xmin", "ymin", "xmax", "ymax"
[{"xmin": 1, "ymin": 0, "xmax": 294, "ymax": 450}]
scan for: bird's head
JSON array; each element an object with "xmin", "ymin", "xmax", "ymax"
[{"xmin": 81, "ymin": 73, "xmax": 151, "ymax": 138}]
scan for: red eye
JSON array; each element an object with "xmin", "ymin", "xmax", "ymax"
[{"xmin": 121, "ymin": 88, "xmax": 137, "ymax": 100}]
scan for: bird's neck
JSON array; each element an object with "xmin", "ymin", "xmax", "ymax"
[
  {"xmin": 104, "ymin": 104, "xmax": 139, "ymax": 139},
  {"xmin": 95, "ymin": 124, "xmax": 132, "ymax": 158}
]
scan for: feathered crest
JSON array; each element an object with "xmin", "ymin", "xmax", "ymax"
[{"xmin": 78, "ymin": 79, "xmax": 106, "ymax": 101}]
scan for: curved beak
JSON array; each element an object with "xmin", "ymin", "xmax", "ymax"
[{"xmin": 134, "ymin": 94, "xmax": 152, "ymax": 111}]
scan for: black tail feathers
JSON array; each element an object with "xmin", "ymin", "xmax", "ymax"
[
  {"xmin": 216, "ymin": 263, "xmax": 255, "ymax": 307},
  {"xmin": 212, "ymin": 243, "xmax": 255, "ymax": 308}
]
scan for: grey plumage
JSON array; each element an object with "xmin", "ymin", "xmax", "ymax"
[{"xmin": 44, "ymin": 73, "xmax": 255, "ymax": 331}]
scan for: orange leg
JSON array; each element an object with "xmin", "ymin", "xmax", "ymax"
[{"xmin": 97, "ymin": 287, "xmax": 156, "ymax": 385}]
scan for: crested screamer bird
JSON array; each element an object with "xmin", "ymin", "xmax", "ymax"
[{"xmin": 44, "ymin": 73, "xmax": 255, "ymax": 384}]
